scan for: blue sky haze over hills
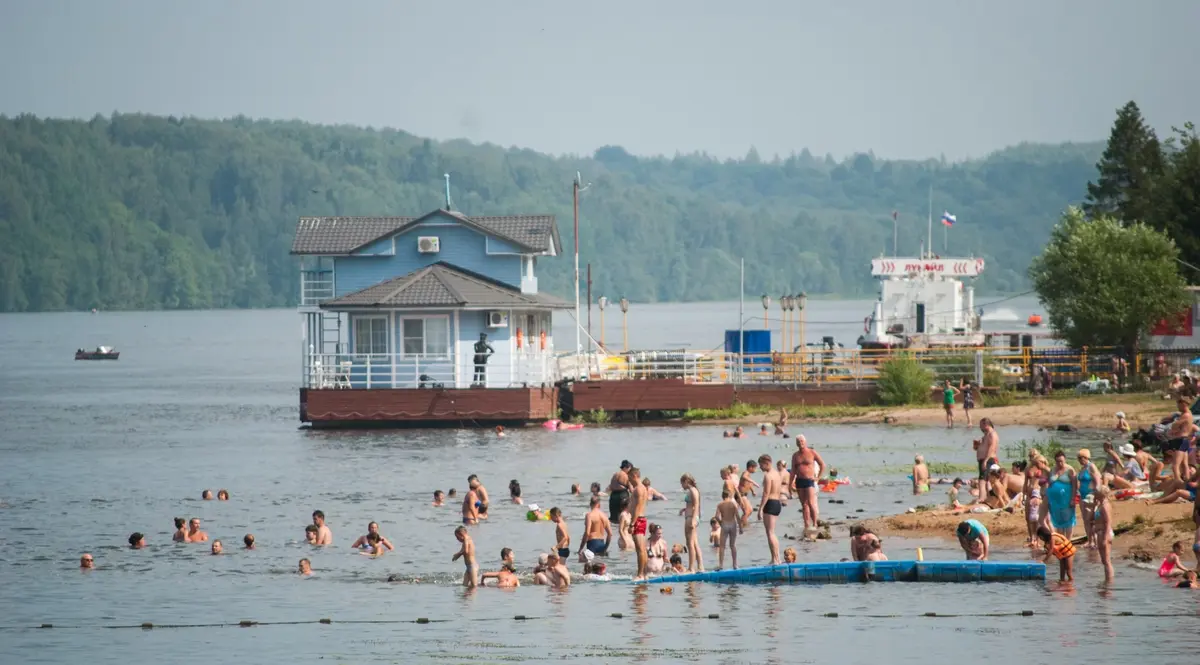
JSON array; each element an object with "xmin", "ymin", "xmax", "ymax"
[{"xmin": 1, "ymin": 0, "xmax": 1197, "ymax": 160}]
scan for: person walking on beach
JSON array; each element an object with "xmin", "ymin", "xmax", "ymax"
[
  {"xmin": 715, "ymin": 488, "xmax": 739, "ymax": 569},
  {"xmin": 789, "ymin": 435, "xmax": 826, "ymax": 534},
  {"xmin": 679, "ymin": 473, "xmax": 703, "ymax": 572},
  {"xmin": 942, "ymin": 380, "xmax": 960, "ymax": 428},
  {"xmin": 757, "ymin": 454, "xmax": 783, "ymax": 564},
  {"xmin": 627, "ymin": 467, "xmax": 650, "ymax": 581},
  {"xmin": 451, "ymin": 526, "xmax": 478, "ymax": 588},
  {"xmin": 580, "ymin": 496, "xmax": 611, "ymax": 557},
  {"xmin": 972, "ymin": 418, "xmax": 999, "ymax": 504},
  {"xmin": 608, "ymin": 460, "xmax": 632, "ymax": 524}
]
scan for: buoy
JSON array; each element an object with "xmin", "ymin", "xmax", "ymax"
[
  {"xmin": 319, "ymin": 618, "xmax": 332, "ymax": 624},
  {"xmin": 140, "ymin": 622, "xmax": 153, "ymax": 630},
  {"xmin": 609, "ymin": 612, "xmax": 624, "ymax": 619},
  {"xmin": 239, "ymin": 620, "xmax": 256, "ymax": 627},
  {"xmin": 924, "ymin": 612, "xmax": 937, "ymax": 617},
  {"xmin": 707, "ymin": 613, "xmax": 719, "ymax": 619},
  {"xmin": 416, "ymin": 617, "xmax": 430, "ymax": 624},
  {"xmin": 1020, "ymin": 610, "xmax": 1034, "ymax": 616},
  {"xmin": 824, "ymin": 612, "xmax": 839, "ymax": 618},
  {"xmin": 39, "ymin": 624, "xmax": 52, "ymax": 629},
  {"xmin": 514, "ymin": 615, "xmax": 528, "ymax": 621}
]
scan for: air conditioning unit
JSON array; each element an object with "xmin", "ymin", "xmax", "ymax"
[
  {"xmin": 487, "ymin": 311, "xmax": 509, "ymax": 328},
  {"xmin": 417, "ymin": 236, "xmax": 440, "ymax": 253}
]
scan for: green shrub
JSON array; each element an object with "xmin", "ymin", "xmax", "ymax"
[
  {"xmin": 582, "ymin": 408, "xmax": 611, "ymax": 424},
  {"xmin": 877, "ymin": 355, "xmax": 934, "ymax": 406},
  {"xmin": 983, "ymin": 389, "xmax": 1019, "ymax": 407}
]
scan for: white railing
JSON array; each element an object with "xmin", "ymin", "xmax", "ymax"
[
  {"xmin": 300, "ymin": 270, "xmax": 334, "ymax": 306},
  {"xmin": 304, "ymin": 352, "xmax": 557, "ymax": 389}
]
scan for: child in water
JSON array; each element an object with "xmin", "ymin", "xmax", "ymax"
[
  {"xmin": 1038, "ymin": 526, "xmax": 1076, "ymax": 582},
  {"xmin": 708, "ymin": 518, "xmax": 720, "ymax": 547},
  {"xmin": 1159, "ymin": 541, "xmax": 1195, "ymax": 578}
]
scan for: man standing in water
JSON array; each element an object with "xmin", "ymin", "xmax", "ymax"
[
  {"xmin": 789, "ymin": 435, "xmax": 826, "ymax": 535},
  {"xmin": 757, "ymin": 454, "xmax": 783, "ymax": 564},
  {"xmin": 452, "ymin": 526, "xmax": 478, "ymax": 588},
  {"xmin": 972, "ymin": 418, "xmax": 999, "ymax": 505},
  {"xmin": 627, "ymin": 466, "xmax": 650, "ymax": 581},
  {"xmin": 312, "ymin": 511, "xmax": 333, "ymax": 545},
  {"xmin": 468, "ymin": 475, "xmax": 490, "ymax": 520},
  {"xmin": 462, "ymin": 484, "xmax": 480, "ymax": 525},
  {"xmin": 608, "ymin": 460, "xmax": 632, "ymax": 524},
  {"xmin": 580, "ymin": 496, "xmax": 612, "ymax": 557}
]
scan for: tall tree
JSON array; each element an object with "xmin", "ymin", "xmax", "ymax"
[
  {"xmin": 1083, "ymin": 101, "xmax": 1164, "ymax": 224},
  {"xmin": 1156, "ymin": 123, "xmax": 1200, "ymax": 281},
  {"xmin": 1029, "ymin": 207, "xmax": 1189, "ymax": 354}
]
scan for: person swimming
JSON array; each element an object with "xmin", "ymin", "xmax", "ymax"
[
  {"xmin": 217, "ymin": 489, "xmax": 230, "ymax": 501},
  {"xmin": 509, "ymin": 480, "xmax": 523, "ymax": 505}
]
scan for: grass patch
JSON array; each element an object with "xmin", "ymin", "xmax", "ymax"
[
  {"xmin": 1002, "ymin": 436, "xmax": 1068, "ymax": 462},
  {"xmin": 874, "ymin": 461, "xmax": 977, "ymax": 475},
  {"xmin": 982, "ymin": 389, "xmax": 1020, "ymax": 407},
  {"xmin": 681, "ymin": 403, "xmax": 875, "ymax": 421},
  {"xmin": 572, "ymin": 408, "xmax": 611, "ymax": 424}
]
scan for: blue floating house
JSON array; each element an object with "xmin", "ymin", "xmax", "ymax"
[{"xmin": 291, "ymin": 204, "xmax": 570, "ymax": 413}]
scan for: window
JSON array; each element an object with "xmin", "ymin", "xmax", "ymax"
[
  {"xmin": 401, "ymin": 316, "xmax": 451, "ymax": 357},
  {"xmin": 353, "ymin": 316, "xmax": 389, "ymax": 355}
]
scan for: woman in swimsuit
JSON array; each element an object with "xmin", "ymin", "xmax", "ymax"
[
  {"xmin": 1094, "ymin": 485, "xmax": 1115, "ymax": 583},
  {"xmin": 509, "ymin": 479, "xmax": 523, "ymax": 505},
  {"xmin": 1046, "ymin": 450, "xmax": 1078, "ymax": 539},
  {"xmin": 679, "ymin": 473, "xmax": 703, "ymax": 572},
  {"xmin": 645, "ymin": 523, "xmax": 667, "ymax": 574},
  {"xmin": 1076, "ymin": 449, "xmax": 1101, "ymax": 548}
]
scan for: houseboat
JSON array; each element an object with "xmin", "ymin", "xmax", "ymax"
[
  {"xmin": 292, "ymin": 204, "xmax": 569, "ymax": 426},
  {"xmin": 857, "ymin": 256, "xmax": 985, "ymax": 349}
]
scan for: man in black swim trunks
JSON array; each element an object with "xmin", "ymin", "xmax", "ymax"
[
  {"xmin": 608, "ymin": 460, "xmax": 632, "ymax": 524},
  {"xmin": 972, "ymin": 418, "xmax": 999, "ymax": 505},
  {"xmin": 757, "ymin": 454, "xmax": 784, "ymax": 564},
  {"xmin": 789, "ymin": 435, "xmax": 826, "ymax": 535}
]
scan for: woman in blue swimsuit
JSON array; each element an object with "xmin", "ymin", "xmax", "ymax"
[
  {"xmin": 1046, "ymin": 450, "xmax": 1079, "ymax": 539},
  {"xmin": 1076, "ymin": 448, "xmax": 1101, "ymax": 548}
]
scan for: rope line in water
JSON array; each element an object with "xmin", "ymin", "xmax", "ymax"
[{"xmin": 5, "ymin": 609, "xmax": 1196, "ymax": 631}]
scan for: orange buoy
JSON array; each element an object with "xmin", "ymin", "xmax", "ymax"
[{"xmin": 1027, "ymin": 314, "xmax": 1042, "ymax": 327}]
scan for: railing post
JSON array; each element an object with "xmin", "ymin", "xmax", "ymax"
[
  {"xmin": 366, "ymin": 355, "xmax": 372, "ymax": 389},
  {"xmin": 975, "ymin": 350, "xmax": 984, "ymax": 387}
]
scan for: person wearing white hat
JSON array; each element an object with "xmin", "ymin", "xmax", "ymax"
[{"xmin": 1115, "ymin": 412, "xmax": 1131, "ymax": 433}]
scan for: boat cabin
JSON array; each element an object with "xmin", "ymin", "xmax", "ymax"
[
  {"xmin": 860, "ymin": 257, "xmax": 984, "ymax": 348},
  {"xmin": 292, "ymin": 207, "xmax": 569, "ymax": 389}
]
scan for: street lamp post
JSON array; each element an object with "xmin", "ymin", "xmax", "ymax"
[
  {"xmin": 761, "ymin": 295, "xmax": 771, "ymax": 334},
  {"xmin": 619, "ymin": 297, "xmax": 630, "ymax": 352},
  {"xmin": 598, "ymin": 296, "xmax": 608, "ymax": 351},
  {"xmin": 797, "ymin": 292, "xmax": 808, "ymax": 382}
]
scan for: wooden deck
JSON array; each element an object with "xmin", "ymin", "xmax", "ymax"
[
  {"xmin": 564, "ymin": 379, "xmax": 875, "ymax": 414},
  {"xmin": 300, "ymin": 386, "xmax": 558, "ymax": 426}
]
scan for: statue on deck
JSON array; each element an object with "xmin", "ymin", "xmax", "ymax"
[{"xmin": 473, "ymin": 333, "xmax": 495, "ymax": 386}]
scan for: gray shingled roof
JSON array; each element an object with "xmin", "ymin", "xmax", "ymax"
[
  {"xmin": 320, "ymin": 262, "xmax": 570, "ymax": 310},
  {"xmin": 291, "ymin": 209, "xmax": 560, "ymax": 255}
]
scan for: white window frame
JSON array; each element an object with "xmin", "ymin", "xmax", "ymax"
[
  {"xmin": 400, "ymin": 315, "xmax": 452, "ymax": 359},
  {"xmin": 352, "ymin": 315, "xmax": 390, "ymax": 356}
]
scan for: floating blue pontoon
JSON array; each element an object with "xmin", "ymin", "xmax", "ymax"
[{"xmin": 639, "ymin": 560, "xmax": 1045, "ymax": 585}]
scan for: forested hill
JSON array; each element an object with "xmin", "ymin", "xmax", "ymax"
[{"xmin": 0, "ymin": 113, "xmax": 1101, "ymax": 312}]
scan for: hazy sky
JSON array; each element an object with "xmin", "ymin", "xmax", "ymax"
[{"xmin": 2, "ymin": 0, "xmax": 1197, "ymax": 160}]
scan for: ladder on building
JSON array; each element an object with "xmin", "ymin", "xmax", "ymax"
[{"xmin": 319, "ymin": 311, "xmax": 344, "ymax": 355}]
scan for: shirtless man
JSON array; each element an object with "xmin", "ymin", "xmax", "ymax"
[
  {"xmin": 187, "ymin": 518, "xmax": 209, "ymax": 543},
  {"xmin": 912, "ymin": 455, "xmax": 930, "ymax": 494},
  {"xmin": 972, "ymin": 418, "xmax": 999, "ymax": 505},
  {"xmin": 550, "ymin": 507, "xmax": 571, "ymax": 559},
  {"xmin": 608, "ymin": 460, "xmax": 633, "ymax": 524},
  {"xmin": 627, "ymin": 467, "xmax": 650, "ymax": 581},
  {"xmin": 715, "ymin": 488, "xmax": 740, "ymax": 569},
  {"xmin": 580, "ymin": 496, "xmax": 612, "ymax": 557},
  {"xmin": 462, "ymin": 485, "xmax": 480, "ymax": 526},
  {"xmin": 739, "ymin": 461, "xmax": 760, "ymax": 498},
  {"xmin": 432, "ymin": 490, "xmax": 444, "ymax": 507},
  {"xmin": 1165, "ymin": 399, "xmax": 1196, "ymax": 483},
  {"xmin": 757, "ymin": 454, "xmax": 783, "ymax": 564},
  {"xmin": 789, "ymin": 435, "xmax": 827, "ymax": 534},
  {"xmin": 451, "ymin": 526, "xmax": 478, "ymax": 588},
  {"xmin": 468, "ymin": 475, "xmax": 490, "ymax": 520},
  {"xmin": 311, "ymin": 510, "xmax": 333, "ymax": 545}
]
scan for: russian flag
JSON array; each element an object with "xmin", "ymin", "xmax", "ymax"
[{"xmin": 941, "ymin": 211, "xmax": 956, "ymax": 227}]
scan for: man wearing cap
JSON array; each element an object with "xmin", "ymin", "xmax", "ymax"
[
  {"xmin": 608, "ymin": 460, "xmax": 632, "ymax": 524},
  {"xmin": 972, "ymin": 418, "xmax": 999, "ymax": 504}
]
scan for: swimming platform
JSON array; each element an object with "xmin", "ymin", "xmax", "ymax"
[{"xmin": 638, "ymin": 560, "xmax": 1046, "ymax": 585}]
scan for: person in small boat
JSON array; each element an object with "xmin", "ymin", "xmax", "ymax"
[{"xmin": 351, "ymin": 522, "xmax": 394, "ymax": 551}]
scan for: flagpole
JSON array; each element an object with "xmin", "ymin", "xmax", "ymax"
[
  {"xmin": 892, "ymin": 211, "xmax": 898, "ymax": 256},
  {"xmin": 926, "ymin": 183, "xmax": 933, "ymax": 259}
]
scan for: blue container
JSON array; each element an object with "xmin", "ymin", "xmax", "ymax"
[
  {"xmin": 724, "ymin": 330, "xmax": 772, "ymax": 374},
  {"xmin": 638, "ymin": 560, "xmax": 1045, "ymax": 585}
]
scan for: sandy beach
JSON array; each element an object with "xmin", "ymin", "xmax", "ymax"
[{"xmin": 863, "ymin": 497, "xmax": 1196, "ymax": 562}]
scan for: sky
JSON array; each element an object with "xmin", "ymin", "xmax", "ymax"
[{"xmin": 2, "ymin": 0, "xmax": 1198, "ymax": 161}]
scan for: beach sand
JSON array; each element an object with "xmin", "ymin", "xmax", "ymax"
[{"xmin": 863, "ymin": 499, "xmax": 1197, "ymax": 562}]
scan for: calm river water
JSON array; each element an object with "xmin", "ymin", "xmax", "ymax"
[{"xmin": 1, "ymin": 302, "xmax": 1197, "ymax": 664}]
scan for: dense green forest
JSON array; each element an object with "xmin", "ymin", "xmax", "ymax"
[{"xmin": 0, "ymin": 113, "xmax": 1104, "ymax": 312}]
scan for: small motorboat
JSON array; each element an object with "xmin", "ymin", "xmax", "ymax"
[
  {"xmin": 1027, "ymin": 314, "xmax": 1043, "ymax": 327},
  {"xmin": 76, "ymin": 346, "xmax": 119, "ymax": 360}
]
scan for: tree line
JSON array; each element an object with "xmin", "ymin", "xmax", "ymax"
[{"xmin": 0, "ymin": 112, "xmax": 1103, "ymax": 312}]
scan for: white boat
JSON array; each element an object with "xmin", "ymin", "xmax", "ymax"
[{"xmin": 857, "ymin": 257, "xmax": 985, "ymax": 349}]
